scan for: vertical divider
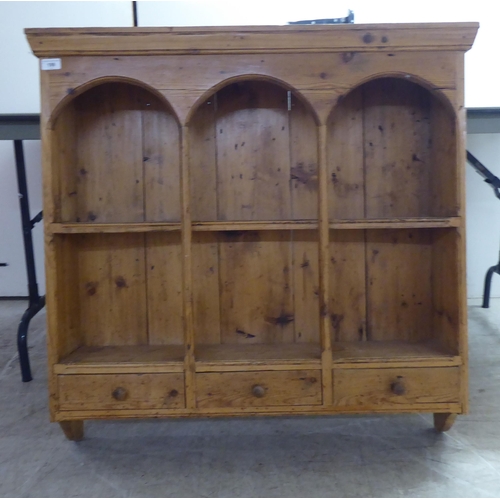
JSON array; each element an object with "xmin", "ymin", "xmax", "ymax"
[
  {"xmin": 454, "ymin": 52, "xmax": 468, "ymax": 414},
  {"xmin": 181, "ymin": 125, "xmax": 196, "ymax": 409},
  {"xmin": 318, "ymin": 124, "xmax": 333, "ymax": 405}
]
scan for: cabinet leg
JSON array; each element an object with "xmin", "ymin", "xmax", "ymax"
[
  {"xmin": 59, "ymin": 420, "xmax": 84, "ymax": 441},
  {"xmin": 433, "ymin": 413, "xmax": 457, "ymax": 432}
]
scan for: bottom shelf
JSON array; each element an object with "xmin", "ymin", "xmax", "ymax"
[
  {"xmin": 195, "ymin": 343, "xmax": 322, "ymax": 370},
  {"xmin": 332, "ymin": 340, "xmax": 459, "ymax": 368},
  {"xmin": 55, "ymin": 345, "xmax": 185, "ymax": 374},
  {"xmin": 55, "ymin": 340, "xmax": 459, "ymax": 375}
]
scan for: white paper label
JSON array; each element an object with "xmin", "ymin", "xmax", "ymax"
[{"xmin": 41, "ymin": 58, "xmax": 62, "ymax": 71}]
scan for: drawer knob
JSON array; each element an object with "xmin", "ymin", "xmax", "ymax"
[
  {"xmin": 390, "ymin": 377, "xmax": 406, "ymax": 396},
  {"xmin": 112, "ymin": 387, "xmax": 128, "ymax": 401},
  {"xmin": 252, "ymin": 385, "xmax": 266, "ymax": 398}
]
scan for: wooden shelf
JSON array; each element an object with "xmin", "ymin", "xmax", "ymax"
[
  {"xmin": 55, "ymin": 345, "xmax": 185, "ymax": 374},
  {"xmin": 332, "ymin": 340, "xmax": 460, "ymax": 368},
  {"xmin": 50, "ymin": 218, "xmax": 460, "ymax": 234},
  {"xmin": 192, "ymin": 221, "xmax": 318, "ymax": 231},
  {"xmin": 195, "ymin": 343, "xmax": 322, "ymax": 371},
  {"xmin": 50, "ymin": 223, "xmax": 181, "ymax": 234},
  {"xmin": 329, "ymin": 218, "xmax": 461, "ymax": 229}
]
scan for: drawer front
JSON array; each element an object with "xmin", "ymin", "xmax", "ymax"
[
  {"xmin": 196, "ymin": 370, "xmax": 322, "ymax": 408},
  {"xmin": 58, "ymin": 373, "xmax": 185, "ymax": 410},
  {"xmin": 333, "ymin": 367, "xmax": 460, "ymax": 408}
]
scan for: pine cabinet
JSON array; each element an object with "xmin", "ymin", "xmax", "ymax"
[{"xmin": 26, "ymin": 22, "xmax": 478, "ymax": 440}]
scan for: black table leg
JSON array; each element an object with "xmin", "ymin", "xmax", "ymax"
[
  {"xmin": 14, "ymin": 139, "xmax": 45, "ymax": 382},
  {"xmin": 482, "ymin": 264, "xmax": 500, "ymax": 309}
]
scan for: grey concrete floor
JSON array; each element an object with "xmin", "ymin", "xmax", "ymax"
[{"xmin": 1, "ymin": 300, "xmax": 500, "ymax": 497}]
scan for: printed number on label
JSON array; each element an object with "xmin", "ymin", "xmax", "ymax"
[{"xmin": 41, "ymin": 59, "xmax": 62, "ymax": 71}]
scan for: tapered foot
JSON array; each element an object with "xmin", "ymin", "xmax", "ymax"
[
  {"xmin": 59, "ymin": 420, "xmax": 84, "ymax": 441},
  {"xmin": 434, "ymin": 413, "xmax": 457, "ymax": 432}
]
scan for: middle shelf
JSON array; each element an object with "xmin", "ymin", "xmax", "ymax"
[
  {"xmin": 50, "ymin": 217, "xmax": 461, "ymax": 234},
  {"xmin": 51, "ymin": 225, "xmax": 461, "ymax": 367}
]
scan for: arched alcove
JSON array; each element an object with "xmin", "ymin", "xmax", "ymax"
[
  {"xmin": 188, "ymin": 78, "xmax": 319, "ymax": 222},
  {"xmin": 326, "ymin": 76, "xmax": 457, "ymax": 220},
  {"xmin": 53, "ymin": 80, "xmax": 181, "ymax": 223},
  {"xmin": 187, "ymin": 79, "xmax": 321, "ymax": 353}
]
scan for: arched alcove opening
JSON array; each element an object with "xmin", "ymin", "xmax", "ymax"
[
  {"xmin": 188, "ymin": 78, "xmax": 319, "ymax": 222},
  {"xmin": 188, "ymin": 78, "xmax": 322, "ymax": 356},
  {"xmin": 325, "ymin": 77, "xmax": 459, "ymax": 353},
  {"xmin": 53, "ymin": 80, "xmax": 181, "ymax": 223},
  {"xmin": 326, "ymin": 76, "xmax": 457, "ymax": 220}
]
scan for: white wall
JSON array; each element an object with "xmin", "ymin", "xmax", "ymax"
[
  {"xmin": 0, "ymin": 1, "xmax": 132, "ymax": 296},
  {"xmin": 466, "ymin": 133, "xmax": 500, "ymax": 298},
  {"xmin": 137, "ymin": 0, "xmax": 497, "ymax": 108}
]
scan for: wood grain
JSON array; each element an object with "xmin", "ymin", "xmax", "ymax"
[
  {"xmin": 54, "ymin": 402, "xmax": 463, "ymax": 421},
  {"xmin": 218, "ymin": 230, "xmax": 294, "ymax": 344},
  {"xmin": 290, "ymin": 93, "xmax": 318, "ymax": 219},
  {"xmin": 55, "ymin": 345, "xmax": 185, "ymax": 374},
  {"xmin": 327, "ymin": 86, "xmax": 364, "ymax": 219},
  {"xmin": 59, "ymin": 421, "xmax": 84, "ymax": 441},
  {"xmin": 434, "ymin": 412, "xmax": 457, "ymax": 432},
  {"xmin": 363, "ymin": 78, "xmax": 432, "ymax": 219},
  {"xmin": 76, "ymin": 234, "xmax": 148, "ymax": 346},
  {"xmin": 189, "ymin": 98, "xmax": 217, "ymax": 221},
  {"xmin": 334, "ymin": 367, "xmax": 460, "ymax": 407},
  {"xmin": 145, "ymin": 232, "xmax": 183, "ymax": 345},
  {"xmin": 216, "ymin": 81, "xmax": 291, "ymax": 221},
  {"xmin": 72, "ymin": 83, "xmax": 144, "ymax": 223},
  {"xmin": 25, "ymin": 24, "xmax": 479, "ymax": 57},
  {"xmin": 329, "ymin": 230, "xmax": 366, "ymax": 342},
  {"xmin": 366, "ymin": 229, "xmax": 432, "ymax": 342},
  {"xmin": 192, "ymin": 232, "xmax": 221, "ymax": 345},
  {"xmin": 142, "ymin": 92, "xmax": 181, "ymax": 222},
  {"xmin": 196, "ymin": 370, "xmax": 322, "ymax": 408},
  {"xmin": 58, "ymin": 373, "xmax": 185, "ymax": 410},
  {"xmin": 293, "ymin": 231, "xmax": 320, "ymax": 343}
]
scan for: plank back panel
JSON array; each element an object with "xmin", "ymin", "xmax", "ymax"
[
  {"xmin": 76, "ymin": 233, "xmax": 148, "ymax": 346},
  {"xmin": 329, "ymin": 230, "xmax": 366, "ymax": 342},
  {"xmin": 215, "ymin": 81, "xmax": 291, "ymax": 221},
  {"xmin": 142, "ymin": 93, "xmax": 181, "ymax": 222},
  {"xmin": 292, "ymin": 230, "xmax": 320, "ymax": 343},
  {"xmin": 430, "ymin": 99, "xmax": 458, "ymax": 217},
  {"xmin": 72, "ymin": 83, "xmax": 144, "ymax": 223},
  {"xmin": 366, "ymin": 229, "xmax": 433, "ymax": 342},
  {"xmin": 189, "ymin": 100, "xmax": 217, "ymax": 222},
  {"xmin": 192, "ymin": 232, "xmax": 222, "ymax": 345},
  {"xmin": 290, "ymin": 95, "xmax": 318, "ymax": 220},
  {"xmin": 218, "ymin": 230, "xmax": 294, "ymax": 344},
  {"xmin": 327, "ymin": 87, "xmax": 364, "ymax": 219},
  {"xmin": 363, "ymin": 78, "xmax": 432, "ymax": 219},
  {"xmin": 146, "ymin": 232, "xmax": 183, "ymax": 345},
  {"xmin": 57, "ymin": 82, "xmax": 180, "ymax": 223}
]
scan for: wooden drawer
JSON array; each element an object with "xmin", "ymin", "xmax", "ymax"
[
  {"xmin": 58, "ymin": 373, "xmax": 185, "ymax": 410},
  {"xmin": 196, "ymin": 370, "xmax": 322, "ymax": 408},
  {"xmin": 333, "ymin": 367, "xmax": 460, "ymax": 408}
]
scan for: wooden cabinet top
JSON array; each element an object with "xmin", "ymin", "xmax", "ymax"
[{"xmin": 26, "ymin": 23, "xmax": 478, "ymax": 56}]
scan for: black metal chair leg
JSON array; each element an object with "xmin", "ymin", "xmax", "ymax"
[
  {"xmin": 482, "ymin": 265, "xmax": 499, "ymax": 308},
  {"xmin": 17, "ymin": 296, "xmax": 45, "ymax": 382}
]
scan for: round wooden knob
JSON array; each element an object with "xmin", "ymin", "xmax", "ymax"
[
  {"xmin": 390, "ymin": 377, "xmax": 406, "ymax": 396},
  {"xmin": 252, "ymin": 385, "xmax": 266, "ymax": 398},
  {"xmin": 112, "ymin": 387, "xmax": 128, "ymax": 401},
  {"xmin": 169, "ymin": 389, "xmax": 179, "ymax": 398}
]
